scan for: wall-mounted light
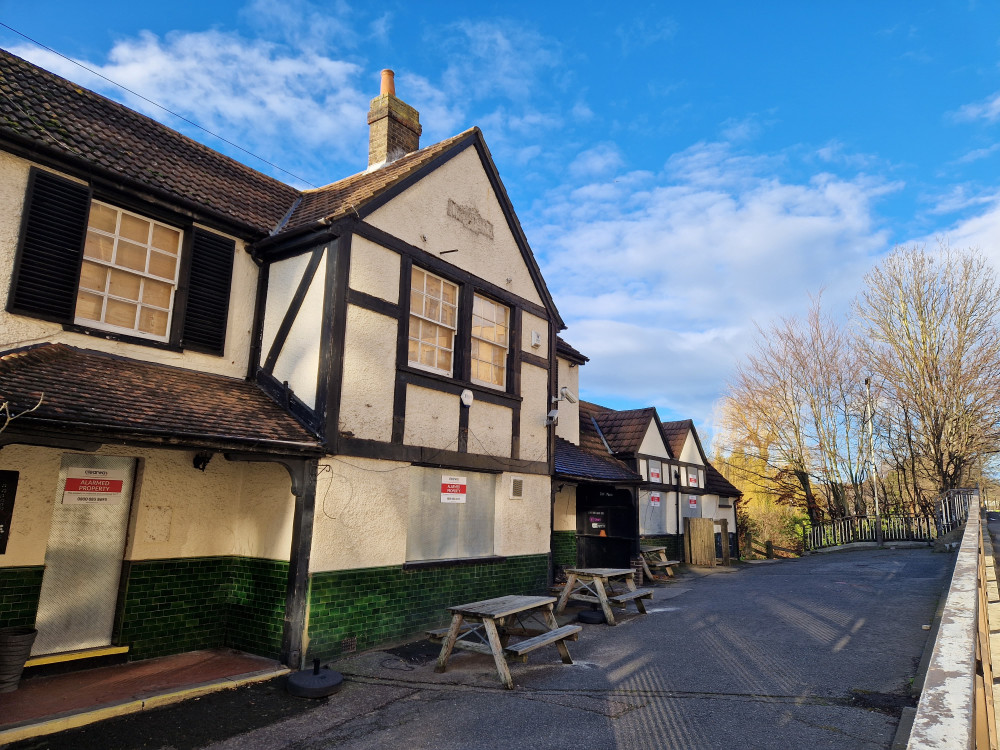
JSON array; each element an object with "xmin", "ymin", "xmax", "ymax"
[{"xmin": 193, "ymin": 451, "xmax": 214, "ymax": 471}]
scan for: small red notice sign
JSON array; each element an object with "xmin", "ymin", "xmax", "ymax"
[
  {"xmin": 441, "ymin": 475, "xmax": 467, "ymax": 504},
  {"xmin": 688, "ymin": 496, "xmax": 697, "ymax": 508},
  {"xmin": 650, "ymin": 492, "xmax": 661, "ymax": 507},
  {"xmin": 63, "ymin": 467, "xmax": 127, "ymax": 504}
]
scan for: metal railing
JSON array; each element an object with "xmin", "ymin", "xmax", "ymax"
[
  {"xmin": 938, "ymin": 488, "xmax": 975, "ymax": 536},
  {"xmin": 907, "ymin": 495, "xmax": 995, "ymax": 749}
]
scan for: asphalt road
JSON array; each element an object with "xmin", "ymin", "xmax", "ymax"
[{"xmin": 7, "ymin": 547, "xmax": 951, "ymax": 750}]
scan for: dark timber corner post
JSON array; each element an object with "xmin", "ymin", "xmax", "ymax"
[{"xmin": 280, "ymin": 458, "xmax": 318, "ymax": 670}]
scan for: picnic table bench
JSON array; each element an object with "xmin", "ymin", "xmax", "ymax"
[
  {"xmin": 640, "ymin": 545, "xmax": 681, "ymax": 579},
  {"xmin": 555, "ymin": 567, "xmax": 653, "ymax": 625},
  {"xmin": 429, "ymin": 594, "xmax": 581, "ymax": 689}
]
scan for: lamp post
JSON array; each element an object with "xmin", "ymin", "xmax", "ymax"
[{"xmin": 865, "ymin": 378, "xmax": 883, "ymax": 547}]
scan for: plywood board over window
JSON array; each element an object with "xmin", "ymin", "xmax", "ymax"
[{"xmin": 405, "ymin": 468, "xmax": 496, "ymax": 562}]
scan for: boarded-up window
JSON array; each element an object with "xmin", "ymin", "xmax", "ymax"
[{"xmin": 406, "ymin": 468, "xmax": 496, "ymax": 561}]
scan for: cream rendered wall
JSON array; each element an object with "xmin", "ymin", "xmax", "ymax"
[
  {"xmin": 520, "ymin": 364, "xmax": 549, "ymax": 463},
  {"xmin": 0, "ymin": 444, "xmax": 295, "ymax": 567},
  {"xmin": 310, "ymin": 456, "xmax": 409, "ymax": 571},
  {"xmin": 468, "ymin": 400, "xmax": 512, "ymax": 457},
  {"xmin": 679, "ymin": 433, "xmax": 704, "ymax": 465},
  {"xmin": 553, "ymin": 484, "xmax": 576, "ymax": 531},
  {"xmin": 366, "ymin": 147, "xmax": 543, "ymax": 306},
  {"xmin": 0, "ymin": 445, "xmax": 63, "ymax": 566},
  {"xmin": 0, "ymin": 155, "xmax": 257, "ymax": 377},
  {"xmin": 494, "ymin": 472, "xmax": 550, "ymax": 557},
  {"xmin": 263, "ymin": 251, "xmax": 326, "ymax": 409},
  {"xmin": 521, "ymin": 312, "xmax": 548, "ymax": 356},
  {"xmin": 348, "ymin": 236, "xmax": 400, "ymax": 302},
  {"xmin": 638, "ymin": 423, "xmax": 670, "ymax": 458},
  {"xmin": 340, "ymin": 305, "xmax": 396, "ymax": 441},
  {"xmin": 555, "ymin": 356, "xmax": 580, "ymax": 445},
  {"xmin": 404, "ymin": 385, "xmax": 459, "ymax": 449}
]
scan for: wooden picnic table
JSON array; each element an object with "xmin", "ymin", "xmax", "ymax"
[
  {"xmin": 430, "ymin": 594, "xmax": 581, "ymax": 689},
  {"xmin": 555, "ymin": 567, "xmax": 654, "ymax": 625},
  {"xmin": 640, "ymin": 545, "xmax": 681, "ymax": 580}
]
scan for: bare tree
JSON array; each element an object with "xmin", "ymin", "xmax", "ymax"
[
  {"xmin": 718, "ymin": 297, "xmax": 868, "ymax": 522},
  {"xmin": 0, "ymin": 393, "xmax": 43, "ymax": 434},
  {"xmin": 855, "ymin": 245, "xmax": 1000, "ymax": 498}
]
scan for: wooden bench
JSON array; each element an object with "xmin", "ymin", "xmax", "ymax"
[
  {"xmin": 426, "ymin": 624, "xmax": 474, "ymax": 640},
  {"xmin": 502, "ymin": 624, "xmax": 582, "ymax": 661},
  {"xmin": 647, "ymin": 559, "xmax": 680, "ymax": 577},
  {"xmin": 608, "ymin": 588, "xmax": 654, "ymax": 604}
]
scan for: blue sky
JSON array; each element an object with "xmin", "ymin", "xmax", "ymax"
[{"xmin": 2, "ymin": 2, "xmax": 1000, "ymax": 444}]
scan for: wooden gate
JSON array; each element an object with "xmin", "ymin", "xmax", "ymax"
[{"xmin": 685, "ymin": 517, "xmax": 716, "ymax": 567}]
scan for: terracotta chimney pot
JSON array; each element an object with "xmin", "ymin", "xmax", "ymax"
[{"xmin": 380, "ymin": 69, "xmax": 395, "ymax": 96}]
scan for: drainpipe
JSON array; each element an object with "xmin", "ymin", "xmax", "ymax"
[{"xmin": 674, "ymin": 468, "xmax": 682, "ymax": 560}]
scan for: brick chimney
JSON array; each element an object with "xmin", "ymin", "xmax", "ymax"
[{"xmin": 367, "ymin": 69, "xmax": 421, "ymax": 169}]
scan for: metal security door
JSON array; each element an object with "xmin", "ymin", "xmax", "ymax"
[{"xmin": 32, "ymin": 455, "xmax": 137, "ymax": 656}]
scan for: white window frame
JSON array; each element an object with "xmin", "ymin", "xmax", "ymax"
[
  {"xmin": 408, "ymin": 267, "xmax": 459, "ymax": 376},
  {"xmin": 470, "ymin": 293, "xmax": 509, "ymax": 390},
  {"xmin": 74, "ymin": 200, "xmax": 183, "ymax": 342}
]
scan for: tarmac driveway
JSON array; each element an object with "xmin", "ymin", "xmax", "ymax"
[{"xmin": 9, "ymin": 547, "xmax": 950, "ymax": 750}]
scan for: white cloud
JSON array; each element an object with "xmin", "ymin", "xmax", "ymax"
[
  {"xmin": 954, "ymin": 91, "xmax": 1000, "ymax": 123},
  {"xmin": 569, "ymin": 144, "xmax": 625, "ymax": 178},
  {"xmin": 11, "ymin": 31, "xmax": 368, "ymax": 186},
  {"xmin": 538, "ymin": 141, "xmax": 899, "ymax": 426}
]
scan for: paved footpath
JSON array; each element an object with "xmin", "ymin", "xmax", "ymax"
[{"xmin": 8, "ymin": 547, "xmax": 950, "ymax": 750}]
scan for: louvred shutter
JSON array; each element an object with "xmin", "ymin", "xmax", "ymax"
[
  {"xmin": 181, "ymin": 228, "xmax": 235, "ymax": 356},
  {"xmin": 8, "ymin": 169, "xmax": 90, "ymax": 323}
]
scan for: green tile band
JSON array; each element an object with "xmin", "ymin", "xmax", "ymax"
[
  {"xmin": 306, "ymin": 554, "xmax": 549, "ymax": 661},
  {"xmin": 550, "ymin": 530, "xmax": 577, "ymax": 567},
  {"xmin": 0, "ymin": 566, "xmax": 44, "ymax": 628}
]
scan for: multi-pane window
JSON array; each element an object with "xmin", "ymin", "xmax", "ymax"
[
  {"xmin": 471, "ymin": 294, "xmax": 509, "ymax": 389},
  {"xmin": 74, "ymin": 201, "xmax": 182, "ymax": 341},
  {"xmin": 408, "ymin": 267, "xmax": 458, "ymax": 375}
]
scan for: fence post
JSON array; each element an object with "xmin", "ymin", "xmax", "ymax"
[{"xmin": 765, "ymin": 540, "xmax": 774, "ymax": 559}]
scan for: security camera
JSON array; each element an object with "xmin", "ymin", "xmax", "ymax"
[
  {"xmin": 545, "ymin": 409, "xmax": 559, "ymax": 426},
  {"xmin": 560, "ymin": 386, "xmax": 577, "ymax": 404}
]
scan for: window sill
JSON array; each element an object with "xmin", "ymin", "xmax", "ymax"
[
  {"xmin": 63, "ymin": 323, "xmax": 183, "ymax": 352},
  {"xmin": 402, "ymin": 555, "xmax": 508, "ymax": 571},
  {"xmin": 400, "ymin": 365, "xmax": 522, "ymax": 403}
]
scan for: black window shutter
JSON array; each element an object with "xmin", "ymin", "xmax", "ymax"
[
  {"xmin": 8, "ymin": 170, "xmax": 90, "ymax": 323},
  {"xmin": 181, "ymin": 228, "xmax": 235, "ymax": 356}
]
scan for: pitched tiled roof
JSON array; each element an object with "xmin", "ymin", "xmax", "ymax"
[
  {"xmin": 660, "ymin": 419, "xmax": 693, "ymax": 458},
  {"xmin": 0, "ymin": 47, "xmax": 300, "ymax": 235},
  {"xmin": 706, "ymin": 462, "xmax": 741, "ymax": 498},
  {"xmin": 554, "ymin": 437, "xmax": 638, "ymax": 483},
  {"xmin": 281, "ymin": 129, "xmax": 477, "ymax": 233},
  {"xmin": 0, "ymin": 344, "xmax": 322, "ymax": 454},
  {"xmin": 555, "ymin": 336, "xmax": 588, "ymax": 365},
  {"xmin": 591, "ymin": 405, "xmax": 658, "ymax": 455}
]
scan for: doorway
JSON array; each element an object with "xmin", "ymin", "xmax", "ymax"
[{"xmin": 32, "ymin": 454, "xmax": 137, "ymax": 655}]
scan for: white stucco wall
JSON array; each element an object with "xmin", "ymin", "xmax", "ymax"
[
  {"xmin": 553, "ymin": 484, "xmax": 576, "ymax": 531},
  {"xmin": 311, "ymin": 456, "xmax": 410, "ymax": 571},
  {"xmin": 340, "ymin": 304, "xmax": 396, "ymax": 441},
  {"xmin": 679, "ymin": 433, "xmax": 704, "ymax": 465},
  {"xmin": 404, "ymin": 385, "xmax": 459, "ymax": 450},
  {"xmin": 555, "ymin": 356, "xmax": 580, "ymax": 445},
  {"xmin": 520, "ymin": 364, "xmax": 549, "ymax": 463},
  {"xmin": 639, "ymin": 423, "xmax": 670, "ymax": 458},
  {"xmin": 494, "ymin": 472, "xmax": 550, "ymax": 557},
  {"xmin": 468, "ymin": 400, "xmax": 512, "ymax": 458},
  {"xmin": 263, "ymin": 250, "xmax": 326, "ymax": 409},
  {"xmin": 0, "ymin": 444, "xmax": 295, "ymax": 569},
  {"xmin": 366, "ymin": 146, "xmax": 544, "ymax": 306},
  {"xmin": 348, "ymin": 236, "xmax": 401, "ymax": 302},
  {"xmin": 521, "ymin": 312, "xmax": 548, "ymax": 356},
  {"xmin": 309, "ymin": 459, "xmax": 550, "ymax": 572},
  {"xmin": 0, "ymin": 155, "xmax": 257, "ymax": 377}
]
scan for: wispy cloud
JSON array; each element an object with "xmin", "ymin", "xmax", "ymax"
[
  {"xmin": 954, "ymin": 91, "xmax": 1000, "ymax": 123},
  {"xmin": 535, "ymin": 140, "xmax": 899, "ymax": 420}
]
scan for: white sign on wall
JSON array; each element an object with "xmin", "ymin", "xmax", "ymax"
[
  {"xmin": 650, "ymin": 492, "xmax": 661, "ymax": 507},
  {"xmin": 688, "ymin": 471, "xmax": 698, "ymax": 486},
  {"xmin": 649, "ymin": 464, "xmax": 661, "ymax": 483},
  {"xmin": 441, "ymin": 475, "xmax": 467, "ymax": 504},
  {"xmin": 688, "ymin": 496, "xmax": 698, "ymax": 509},
  {"xmin": 63, "ymin": 466, "xmax": 127, "ymax": 504}
]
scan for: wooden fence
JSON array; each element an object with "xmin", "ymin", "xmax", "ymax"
[{"xmin": 803, "ymin": 515, "xmax": 936, "ymax": 551}]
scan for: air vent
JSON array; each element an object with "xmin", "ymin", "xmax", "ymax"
[{"xmin": 510, "ymin": 476, "xmax": 524, "ymax": 499}]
